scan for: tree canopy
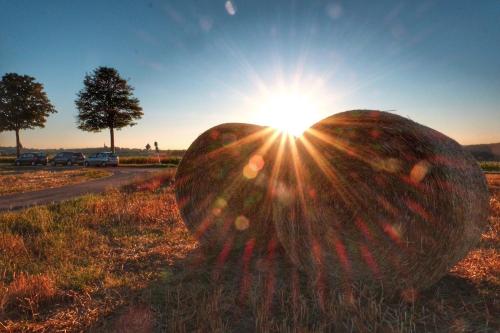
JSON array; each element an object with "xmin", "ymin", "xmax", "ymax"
[
  {"xmin": 0, "ymin": 73, "xmax": 56, "ymax": 156},
  {"xmin": 75, "ymin": 67, "xmax": 143, "ymax": 153},
  {"xmin": 0, "ymin": 73, "xmax": 56, "ymax": 131},
  {"xmin": 75, "ymin": 66, "xmax": 143, "ymax": 132}
]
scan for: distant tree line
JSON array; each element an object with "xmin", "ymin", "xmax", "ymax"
[{"xmin": 0, "ymin": 67, "xmax": 143, "ymax": 157}]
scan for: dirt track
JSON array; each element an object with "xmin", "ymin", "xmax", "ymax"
[{"xmin": 0, "ymin": 167, "xmax": 160, "ymax": 211}]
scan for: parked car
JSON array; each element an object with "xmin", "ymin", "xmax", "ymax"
[
  {"xmin": 50, "ymin": 152, "xmax": 85, "ymax": 166},
  {"xmin": 14, "ymin": 152, "xmax": 48, "ymax": 166},
  {"xmin": 84, "ymin": 152, "xmax": 119, "ymax": 167}
]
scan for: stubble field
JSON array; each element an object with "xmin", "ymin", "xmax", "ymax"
[
  {"xmin": 0, "ymin": 168, "xmax": 111, "ymax": 196},
  {"xmin": 0, "ymin": 171, "xmax": 498, "ymax": 332}
]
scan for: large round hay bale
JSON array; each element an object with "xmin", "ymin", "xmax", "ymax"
[
  {"xmin": 273, "ymin": 110, "xmax": 490, "ymax": 292},
  {"xmin": 175, "ymin": 123, "xmax": 284, "ymax": 253}
]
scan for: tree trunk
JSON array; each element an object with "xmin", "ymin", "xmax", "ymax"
[
  {"xmin": 110, "ymin": 127, "xmax": 115, "ymax": 153},
  {"xmin": 15, "ymin": 128, "xmax": 21, "ymax": 157}
]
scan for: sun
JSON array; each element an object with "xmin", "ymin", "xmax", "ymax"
[{"xmin": 255, "ymin": 91, "xmax": 320, "ymax": 137}]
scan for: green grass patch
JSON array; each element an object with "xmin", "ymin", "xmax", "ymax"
[
  {"xmin": 0, "ymin": 156, "xmax": 15, "ymax": 164},
  {"xmin": 480, "ymin": 161, "xmax": 500, "ymax": 172}
]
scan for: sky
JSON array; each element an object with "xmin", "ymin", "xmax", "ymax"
[{"xmin": 0, "ymin": 0, "xmax": 499, "ymax": 149}]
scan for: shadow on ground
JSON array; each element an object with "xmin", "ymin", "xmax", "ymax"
[{"xmin": 90, "ymin": 242, "xmax": 498, "ymax": 333}]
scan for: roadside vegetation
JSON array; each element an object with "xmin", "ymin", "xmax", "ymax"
[
  {"xmin": 0, "ymin": 169, "xmax": 111, "ymax": 196},
  {"xmin": 119, "ymin": 156, "xmax": 181, "ymax": 166},
  {"xmin": 0, "ymin": 172, "xmax": 498, "ymax": 332},
  {"xmin": 480, "ymin": 161, "xmax": 500, "ymax": 172}
]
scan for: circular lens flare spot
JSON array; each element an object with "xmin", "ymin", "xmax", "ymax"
[
  {"xmin": 215, "ymin": 197, "xmax": 228, "ymax": 208},
  {"xmin": 243, "ymin": 164, "xmax": 258, "ymax": 179},
  {"xmin": 249, "ymin": 154, "xmax": 265, "ymax": 172},
  {"xmin": 225, "ymin": 1, "xmax": 236, "ymax": 15},
  {"xmin": 235, "ymin": 215, "xmax": 250, "ymax": 231},
  {"xmin": 410, "ymin": 160, "xmax": 431, "ymax": 183},
  {"xmin": 212, "ymin": 197, "xmax": 228, "ymax": 216}
]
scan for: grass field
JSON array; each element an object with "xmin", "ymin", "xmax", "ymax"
[
  {"xmin": 0, "ymin": 168, "xmax": 111, "ymax": 196},
  {"xmin": 0, "ymin": 172, "xmax": 498, "ymax": 332},
  {"xmin": 118, "ymin": 156, "xmax": 181, "ymax": 165}
]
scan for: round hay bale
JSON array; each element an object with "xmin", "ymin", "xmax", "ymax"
[
  {"xmin": 273, "ymin": 110, "xmax": 490, "ymax": 292},
  {"xmin": 175, "ymin": 123, "xmax": 284, "ymax": 253}
]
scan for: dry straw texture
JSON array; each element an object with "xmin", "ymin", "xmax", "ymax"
[
  {"xmin": 176, "ymin": 110, "xmax": 490, "ymax": 293},
  {"xmin": 175, "ymin": 123, "xmax": 282, "ymax": 253},
  {"xmin": 276, "ymin": 110, "xmax": 490, "ymax": 292}
]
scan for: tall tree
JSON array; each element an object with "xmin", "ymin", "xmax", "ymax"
[
  {"xmin": 75, "ymin": 67, "xmax": 143, "ymax": 153},
  {"xmin": 0, "ymin": 73, "xmax": 56, "ymax": 157}
]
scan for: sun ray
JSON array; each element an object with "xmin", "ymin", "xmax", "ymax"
[
  {"xmin": 298, "ymin": 135, "xmax": 358, "ymax": 211},
  {"xmin": 190, "ymin": 128, "xmax": 282, "ymax": 244},
  {"xmin": 306, "ymin": 127, "xmax": 380, "ymax": 169}
]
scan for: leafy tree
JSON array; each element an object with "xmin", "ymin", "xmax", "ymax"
[
  {"xmin": 0, "ymin": 73, "xmax": 56, "ymax": 157},
  {"xmin": 75, "ymin": 67, "xmax": 143, "ymax": 153},
  {"xmin": 145, "ymin": 143, "xmax": 151, "ymax": 151}
]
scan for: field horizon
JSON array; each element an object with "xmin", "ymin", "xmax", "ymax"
[{"xmin": 1, "ymin": 142, "xmax": 500, "ymax": 161}]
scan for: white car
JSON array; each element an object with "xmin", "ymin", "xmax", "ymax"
[{"xmin": 84, "ymin": 152, "xmax": 119, "ymax": 167}]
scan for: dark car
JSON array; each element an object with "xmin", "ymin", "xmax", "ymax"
[
  {"xmin": 50, "ymin": 152, "xmax": 85, "ymax": 166},
  {"xmin": 84, "ymin": 152, "xmax": 119, "ymax": 167},
  {"xmin": 14, "ymin": 152, "xmax": 48, "ymax": 166}
]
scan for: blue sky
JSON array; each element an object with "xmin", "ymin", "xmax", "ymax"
[{"xmin": 0, "ymin": 0, "xmax": 499, "ymax": 149}]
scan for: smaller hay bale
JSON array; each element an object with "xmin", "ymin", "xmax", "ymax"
[
  {"xmin": 273, "ymin": 110, "xmax": 490, "ymax": 292},
  {"xmin": 175, "ymin": 123, "xmax": 283, "ymax": 254}
]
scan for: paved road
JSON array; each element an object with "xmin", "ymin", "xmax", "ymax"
[{"xmin": 0, "ymin": 167, "xmax": 160, "ymax": 211}]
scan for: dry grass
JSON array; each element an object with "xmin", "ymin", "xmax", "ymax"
[
  {"xmin": 0, "ymin": 168, "xmax": 111, "ymax": 196},
  {"xmin": 0, "ymin": 169, "xmax": 195, "ymax": 331},
  {"xmin": 119, "ymin": 156, "xmax": 181, "ymax": 166},
  {"xmin": 451, "ymin": 174, "xmax": 500, "ymax": 286},
  {"xmin": 1, "ymin": 274, "xmax": 58, "ymax": 319},
  {"xmin": 154, "ymin": 173, "xmax": 499, "ymax": 333},
  {"xmin": 0, "ymin": 172, "xmax": 497, "ymax": 332},
  {"xmin": 486, "ymin": 173, "xmax": 500, "ymax": 193}
]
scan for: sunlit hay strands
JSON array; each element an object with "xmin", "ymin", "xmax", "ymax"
[
  {"xmin": 177, "ymin": 110, "xmax": 490, "ymax": 297},
  {"xmin": 276, "ymin": 110, "xmax": 490, "ymax": 294},
  {"xmin": 175, "ymin": 123, "xmax": 284, "ymax": 256}
]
